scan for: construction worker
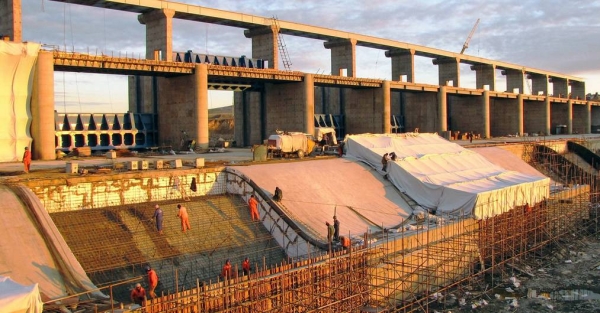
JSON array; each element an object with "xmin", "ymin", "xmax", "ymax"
[
  {"xmin": 221, "ymin": 259, "xmax": 232, "ymax": 280},
  {"xmin": 22, "ymin": 147, "xmax": 31, "ymax": 173},
  {"xmin": 326, "ymin": 221, "xmax": 334, "ymax": 244},
  {"xmin": 145, "ymin": 266, "xmax": 158, "ymax": 299},
  {"xmin": 152, "ymin": 204, "xmax": 164, "ymax": 234},
  {"xmin": 248, "ymin": 195, "xmax": 260, "ymax": 221},
  {"xmin": 340, "ymin": 236, "xmax": 351, "ymax": 251},
  {"xmin": 176, "ymin": 204, "xmax": 191, "ymax": 232},
  {"xmin": 333, "ymin": 216, "xmax": 340, "ymax": 241},
  {"xmin": 242, "ymin": 257, "xmax": 251, "ymax": 276},
  {"xmin": 130, "ymin": 283, "xmax": 146, "ymax": 306}
]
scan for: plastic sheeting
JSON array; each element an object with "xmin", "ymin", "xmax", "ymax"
[
  {"xmin": 0, "ymin": 41, "xmax": 39, "ymax": 162},
  {"xmin": 268, "ymin": 133, "xmax": 308, "ymax": 153},
  {"xmin": 0, "ymin": 276, "xmax": 43, "ymax": 313},
  {"xmin": 345, "ymin": 133, "xmax": 550, "ymax": 219}
]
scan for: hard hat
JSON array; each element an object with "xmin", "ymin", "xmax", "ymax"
[
  {"xmin": 145, "ymin": 266, "xmax": 151, "ymax": 272},
  {"xmin": 135, "ymin": 283, "xmax": 141, "ymax": 288}
]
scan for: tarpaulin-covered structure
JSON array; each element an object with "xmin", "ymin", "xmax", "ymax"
[
  {"xmin": 0, "ymin": 276, "xmax": 43, "ymax": 313},
  {"xmin": 0, "ymin": 41, "xmax": 40, "ymax": 162},
  {"xmin": 345, "ymin": 133, "xmax": 550, "ymax": 219}
]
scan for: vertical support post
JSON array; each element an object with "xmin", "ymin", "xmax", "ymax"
[
  {"xmin": 304, "ymin": 74, "xmax": 315, "ymax": 136},
  {"xmin": 382, "ymin": 80, "xmax": 391, "ymax": 134},
  {"xmin": 567, "ymin": 99, "xmax": 573, "ymax": 134},
  {"xmin": 438, "ymin": 86, "xmax": 448, "ymax": 133},
  {"xmin": 31, "ymin": 50, "xmax": 56, "ymax": 160},
  {"xmin": 195, "ymin": 63, "xmax": 209, "ymax": 150},
  {"xmin": 586, "ymin": 101, "xmax": 592, "ymax": 134},
  {"xmin": 482, "ymin": 90, "xmax": 490, "ymax": 139},
  {"xmin": 517, "ymin": 94, "xmax": 524, "ymax": 136},
  {"xmin": 545, "ymin": 96, "xmax": 551, "ymax": 135}
]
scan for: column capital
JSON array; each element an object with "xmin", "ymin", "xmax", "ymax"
[
  {"xmin": 323, "ymin": 38, "xmax": 357, "ymax": 49},
  {"xmin": 385, "ymin": 48, "xmax": 415, "ymax": 58},
  {"xmin": 432, "ymin": 56, "xmax": 460, "ymax": 65},
  {"xmin": 138, "ymin": 9, "xmax": 175, "ymax": 25},
  {"xmin": 244, "ymin": 25, "xmax": 278, "ymax": 38}
]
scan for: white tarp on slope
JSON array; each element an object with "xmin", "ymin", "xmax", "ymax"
[
  {"xmin": 0, "ymin": 276, "xmax": 43, "ymax": 313},
  {"xmin": 346, "ymin": 133, "xmax": 550, "ymax": 219},
  {"xmin": 0, "ymin": 41, "xmax": 39, "ymax": 162}
]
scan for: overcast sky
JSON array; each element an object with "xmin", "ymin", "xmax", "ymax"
[{"xmin": 21, "ymin": 0, "xmax": 600, "ymax": 113}]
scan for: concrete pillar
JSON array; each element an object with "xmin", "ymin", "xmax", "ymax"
[
  {"xmin": 438, "ymin": 86, "xmax": 447, "ymax": 132},
  {"xmin": 471, "ymin": 64, "xmax": 496, "ymax": 91},
  {"xmin": 304, "ymin": 74, "xmax": 315, "ymax": 136},
  {"xmin": 196, "ymin": 64, "xmax": 209, "ymax": 150},
  {"xmin": 433, "ymin": 57, "xmax": 460, "ymax": 87},
  {"xmin": 0, "ymin": 0, "xmax": 21, "ymax": 42},
  {"xmin": 386, "ymin": 49, "xmax": 415, "ymax": 82},
  {"xmin": 551, "ymin": 77, "xmax": 568, "ymax": 98},
  {"xmin": 138, "ymin": 9, "xmax": 175, "ymax": 61},
  {"xmin": 482, "ymin": 90, "xmax": 490, "ymax": 138},
  {"xmin": 244, "ymin": 26, "xmax": 278, "ymax": 70},
  {"xmin": 517, "ymin": 94, "xmax": 524, "ymax": 136},
  {"xmin": 324, "ymin": 38, "xmax": 357, "ymax": 77},
  {"xmin": 530, "ymin": 73, "xmax": 548, "ymax": 96},
  {"xmin": 503, "ymin": 69, "xmax": 524, "ymax": 94},
  {"xmin": 382, "ymin": 81, "xmax": 391, "ymax": 133},
  {"xmin": 586, "ymin": 101, "xmax": 592, "ymax": 134},
  {"xmin": 544, "ymin": 96, "xmax": 551, "ymax": 135},
  {"xmin": 571, "ymin": 80, "xmax": 586, "ymax": 100},
  {"xmin": 31, "ymin": 51, "xmax": 55, "ymax": 160},
  {"xmin": 567, "ymin": 99, "xmax": 573, "ymax": 134}
]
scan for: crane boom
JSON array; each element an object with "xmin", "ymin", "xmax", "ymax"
[{"xmin": 460, "ymin": 18, "xmax": 480, "ymax": 54}]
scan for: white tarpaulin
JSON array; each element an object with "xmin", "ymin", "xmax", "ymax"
[
  {"xmin": 315, "ymin": 127, "xmax": 338, "ymax": 145},
  {"xmin": 268, "ymin": 133, "xmax": 308, "ymax": 152},
  {"xmin": 0, "ymin": 41, "xmax": 40, "ymax": 162},
  {"xmin": 0, "ymin": 276, "xmax": 43, "ymax": 313},
  {"xmin": 345, "ymin": 133, "xmax": 550, "ymax": 219}
]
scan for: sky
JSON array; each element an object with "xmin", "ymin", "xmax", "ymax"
[{"xmin": 20, "ymin": 0, "xmax": 600, "ymax": 113}]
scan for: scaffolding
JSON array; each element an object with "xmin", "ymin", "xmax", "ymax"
[{"xmin": 123, "ymin": 141, "xmax": 600, "ymax": 312}]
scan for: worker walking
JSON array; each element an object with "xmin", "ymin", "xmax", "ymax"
[
  {"xmin": 22, "ymin": 147, "xmax": 31, "ymax": 173},
  {"xmin": 176, "ymin": 204, "xmax": 191, "ymax": 232},
  {"xmin": 242, "ymin": 257, "xmax": 251, "ymax": 276},
  {"xmin": 248, "ymin": 195, "xmax": 260, "ymax": 221},
  {"xmin": 333, "ymin": 216, "xmax": 340, "ymax": 242},
  {"xmin": 152, "ymin": 204, "xmax": 164, "ymax": 234},
  {"xmin": 130, "ymin": 283, "xmax": 146, "ymax": 306},
  {"xmin": 326, "ymin": 221, "xmax": 334, "ymax": 244},
  {"xmin": 145, "ymin": 266, "xmax": 159, "ymax": 299},
  {"xmin": 221, "ymin": 259, "xmax": 232, "ymax": 280}
]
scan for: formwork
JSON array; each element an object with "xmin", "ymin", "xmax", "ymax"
[{"xmin": 129, "ymin": 141, "xmax": 600, "ymax": 313}]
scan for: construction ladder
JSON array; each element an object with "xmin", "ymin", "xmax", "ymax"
[{"xmin": 272, "ymin": 16, "xmax": 292, "ymax": 71}]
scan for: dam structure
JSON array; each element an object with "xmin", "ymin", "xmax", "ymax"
[{"xmin": 1, "ymin": 0, "xmax": 600, "ymax": 312}]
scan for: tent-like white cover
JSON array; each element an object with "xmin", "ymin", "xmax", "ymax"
[
  {"xmin": 345, "ymin": 133, "xmax": 550, "ymax": 219},
  {"xmin": 0, "ymin": 41, "xmax": 39, "ymax": 162},
  {"xmin": 0, "ymin": 276, "xmax": 43, "ymax": 313}
]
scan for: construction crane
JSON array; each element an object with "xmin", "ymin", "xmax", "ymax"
[{"xmin": 460, "ymin": 18, "xmax": 480, "ymax": 54}]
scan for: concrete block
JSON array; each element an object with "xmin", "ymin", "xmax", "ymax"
[
  {"xmin": 138, "ymin": 160, "xmax": 149, "ymax": 170},
  {"xmin": 155, "ymin": 160, "xmax": 164, "ymax": 169},
  {"xmin": 106, "ymin": 151, "xmax": 117, "ymax": 159},
  {"xmin": 195, "ymin": 158, "xmax": 205, "ymax": 168},
  {"xmin": 127, "ymin": 161, "xmax": 138, "ymax": 171},
  {"xmin": 171, "ymin": 159, "xmax": 182, "ymax": 169},
  {"xmin": 66, "ymin": 162, "xmax": 78, "ymax": 174}
]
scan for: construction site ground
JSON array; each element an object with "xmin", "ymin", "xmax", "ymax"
[
  {"xmin": 427, "ymin": 232, "xmax": 600, "ymax": 313},
  {"xmin": 3, "ymin": 133, "xmax": 600, "ymax": 312}
]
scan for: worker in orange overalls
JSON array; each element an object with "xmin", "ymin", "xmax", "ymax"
[
  {"xmin": 145, "ymin": 266, "xmax": 158, "ymax": 299},
  {"xmin": 242, "ymin": 257, "xmax": 251, "ymax": 276},
  {"xmin": 248, "ymin": 195, "xmax": 260, "ymax": 221},
  {"xmin": 177, "ymin": 204, "xmax": 191, "ymax": 232},
  {"xmin": 221, "ymin": 259, "xmax": 232, "ymax": 280},
  {"xmin": 130, "ymin": 283, "xmax": 146, "ymax": 306},
  {"xmin": 22, "ymin": 147, "xmax": 31, "ymax": 173}
]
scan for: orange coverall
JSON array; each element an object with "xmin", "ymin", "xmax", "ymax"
[
  {"xmin": 177, "ymin": 206, "xmax": 191, "ymax": 232},
  {"xmin": 147, "ymin": 269, "xmax": 158, "ymax": 298},
  {"xmin": 22, "ymin": 148, "xmax": 31, "ymax": 173},
  {"xmin": 248, "ymin": 197, "xmax": 260, "ymax": 221}
]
